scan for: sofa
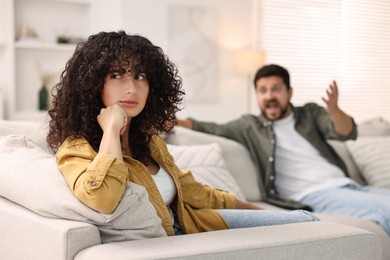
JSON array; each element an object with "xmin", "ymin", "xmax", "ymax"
[{"xmin": 0, "ymin": 117, "xmax": 389, "ymax": 260}]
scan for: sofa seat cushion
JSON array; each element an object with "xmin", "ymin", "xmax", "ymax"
[{"xmin": 0, "ymin": 135, "xmax": 166, "ymax": 243}]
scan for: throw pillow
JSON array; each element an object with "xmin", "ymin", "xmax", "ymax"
[
  {"xmin": 328, "ymin": 140, "xmax": 365, "ymax": 185},
  {"xmin": 167, "ymin": 143, "xmax": 246, "ymax": 201},
  {"xmin": 0, "ymin": 119, "xmax": 49, "ymax": 152},
  {"xmin": 0, "ymin": 135, "xmax": 166, "ymax": 243},
  {"xmin": 166, "ymin": 126, "xmax": 261, "ymax": 201},
  {"xmin": 346, "ymin": 136, "xmax": 390, "ymax": 189},
  {"xmin": 358, "ymin": 117, "xmax": 390, "ymax": 136}
]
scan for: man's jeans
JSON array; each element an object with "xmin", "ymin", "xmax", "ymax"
[{"xmin": 300, "ymin": 183, "xmax": 390, "ymax": 237}]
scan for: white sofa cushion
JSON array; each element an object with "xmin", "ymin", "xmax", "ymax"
[
  {"xmin": 328, "ymin": 140, "xmax": 365, "ymax": 184},
  {"xmin": 167, "ymin": 143, "xmax": 246, "ymax": 201},
  {"xmin": 328, "ymin": 117, "xmax": 390, "ymax": 185},
  {"xmin": 0, "ymin": 135, "xmax": 166, "ymax": 243},
  {"xmin": 346, "ymin": 136, "xmax": 390, "ymax": 189},
  {"xmin": 0, "ymin": 118, "xmax": 49, "ymax": 151},
  {"xmin": 358, "ymin": 117, "xmax": 390, "ymax": 136},
  {"xmin": 166, "ymin": 126, "xmax": 262, "ymax": 201}
]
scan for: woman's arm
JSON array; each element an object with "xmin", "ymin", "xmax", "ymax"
[
  {"xmin": 56, "ymin": 139, "xmax": 128, "ymax": 214},
  {"xmin": 97, "ymin": 104, "xmax": 128, "ymax": 161},
  {"xmin": 56, "ymin": 104, "xmax": 129, "ymax": 214},
  {"xmin": 176, "ymin": 168, "xmax": 237, "ymax": 209},
  {"xmin": 178, "ymin": 169, "xmax": 264, "ymax": 210}
]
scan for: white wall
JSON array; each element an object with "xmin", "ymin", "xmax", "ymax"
[{"xmin": 119, "ymin": 0, "xmax": 254, "ymax": 123}]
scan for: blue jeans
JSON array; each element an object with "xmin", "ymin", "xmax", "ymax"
[
  {"xmin": 174, "ymin": 209, "xmax": 317, "ymax": 235},
  {"xmin": 300, "ymin": 184, "xmax": 390, "ymax": 237},
  {"xmin": 217, "ymin": 209, "xmax": 318, "ymax": 229}
]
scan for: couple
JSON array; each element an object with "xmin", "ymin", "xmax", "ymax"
[{"xmin": 47, "ymin": 30, "xmax": 390, "ymax": 238}]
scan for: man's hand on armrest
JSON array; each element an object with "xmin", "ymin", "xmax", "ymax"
[{"xmin": 176, "ymin": 119, "xmax": 194, "ymax": 129}]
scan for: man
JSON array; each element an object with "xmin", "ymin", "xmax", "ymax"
[{"xmin": 176, "ymin": 64, "xmax": 390, "ymax": 237}]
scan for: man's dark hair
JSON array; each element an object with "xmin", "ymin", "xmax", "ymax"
[{"xmin": 253, "ymin": 64, "xmax": 291, "ymax": 89}]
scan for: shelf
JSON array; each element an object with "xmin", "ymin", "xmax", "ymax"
[
  {"xmin": 0, "ymin": 0, "xmax": 98, "ymax": 120},
  {"xmin": 17, "ymin": 0, "xmax": 90, "ymax": 5},
  {"xmin": 15, "ymin": 40, "xmax": 77, "ymax": 51}
]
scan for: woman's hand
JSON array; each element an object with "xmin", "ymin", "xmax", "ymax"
[
  {"xmin": 235, "ymin": 199, "xmax": 264, "ymax": 210},
  {"xmin": 97, "ymin": 104, "xmax": 127, "ymax": 135},
  {"xmin": 97, "ymin": 104, "xmax": 128, "ymax": 161}
]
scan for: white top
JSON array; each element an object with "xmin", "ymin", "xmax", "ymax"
[
  {"xmin": 152, "ymin": 167, "xmax": 176, "ymax": 222},
  {"xmin": 273, "ymin": 113, "xmax": 353, "ymax": 200}
]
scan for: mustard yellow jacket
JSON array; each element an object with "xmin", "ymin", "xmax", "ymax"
[{"xmin": 56, "ymin": 135, "xmax": 237, "ymax": 236}]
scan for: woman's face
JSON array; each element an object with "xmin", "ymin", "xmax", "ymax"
[{"xmin": 101, "ymin": 67, "xmax": 149, "ymax": 119}]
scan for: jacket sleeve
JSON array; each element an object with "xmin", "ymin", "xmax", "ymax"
[
  {"xmin": 176, "ymin": 168, "xmax": 237, "ymax": 210},
  {"xmin": 56, "ymin": 138, "xmax": 128, "ymax": 214},
  {"xmin": 309, "ymin": 103, "xmax": 357, "ymax": 141},
  {"xmin": 191, "ymin": 117, "xmax": 248, "ymax": 144},
  {"xmin": 152, "ymin": 134, "xmax": 237, "ymax": 210}
]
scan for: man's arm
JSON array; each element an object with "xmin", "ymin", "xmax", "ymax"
[
  {"xmin": 322, "ymin": 81, "xmax": 353, "ymax": 136},
  {"xmin": 176, "ymin": 119, "xmax": 194, "ymax": 129}
]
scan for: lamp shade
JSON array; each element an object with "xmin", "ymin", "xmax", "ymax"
[{"xmin": 233, "ymin": 50, "xmax": 265, "ymax": 75}]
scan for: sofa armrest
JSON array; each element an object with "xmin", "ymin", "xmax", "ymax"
[
  {"xmin": 75, "ymin": 221, "xmax": 381, "ymax": 260},
  {"xmin": 0, "ymin": 196, "xmax": 101, "ymax": 260}
]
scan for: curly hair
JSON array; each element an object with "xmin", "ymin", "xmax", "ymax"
[{"xmin": 47, "ymin": 31, "xmax": 184, "ymax": 161}]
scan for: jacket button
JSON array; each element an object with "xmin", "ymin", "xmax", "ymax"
[{"xmin": 268, "ymin": 157, "xmax": 273, "ymax": 162}]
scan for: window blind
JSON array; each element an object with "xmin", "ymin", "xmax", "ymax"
[{"xmin": 256, "ymin": 0, "xmax": 390, "ymax": 122}]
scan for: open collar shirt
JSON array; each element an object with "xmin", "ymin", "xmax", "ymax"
[{"xmin": 192, "ymin": 103, "xmax": 357, "ymax": 210}]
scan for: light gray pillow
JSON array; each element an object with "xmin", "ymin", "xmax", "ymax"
[
  {"xmin": 346, "ymin": 136, "xmax": 390, "ymax": 189},
  {"xmin": 166, "ymin": 126, "xmax": 262, "ymax": 201},
  {"xmin": 358, "ymin": 117, "xmax": 390, "ymax": 136},
  {"xmin": 328, "ymin": 140, "xmax": 365, "ymax": 185},
  {"xmin": 167, "ymin": 143, "xmax": 246, "ymax": 201},
  {"xmin": 328, "ymin": 117, "xmax": 390, "ymax": 185},
  {"xmin": 0, "ymin": 119, "xmax": 49, "ymax": 152},
  {"xmin": 0, "ymin": 135, "xmax": 166, "ymax": 243}
]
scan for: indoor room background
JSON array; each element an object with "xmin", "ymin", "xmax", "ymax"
[{"xmin": 0, "ymin": 0, "xmax": 388, "ymax": 123}]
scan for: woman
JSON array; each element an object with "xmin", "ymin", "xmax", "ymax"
[{"xmin": 47, "ymin": 31, "xmax": 318, "ymax": 236}]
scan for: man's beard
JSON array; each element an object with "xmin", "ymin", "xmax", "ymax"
[
  {"xmin": 263, "ymin": 100, "xmax": 290, "ymax": 121},
  {"xmin": 276, "ymin": 105, "xmax": 290, "ymax": 120}
]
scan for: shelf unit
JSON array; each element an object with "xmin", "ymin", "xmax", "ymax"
[
  {"xmin": 0, "ymin": 0, "xmax": 97, "ymax": 120},
  {"xmin": 0, "ymin": 0, "xmax": 12, "ymax": 119}
]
